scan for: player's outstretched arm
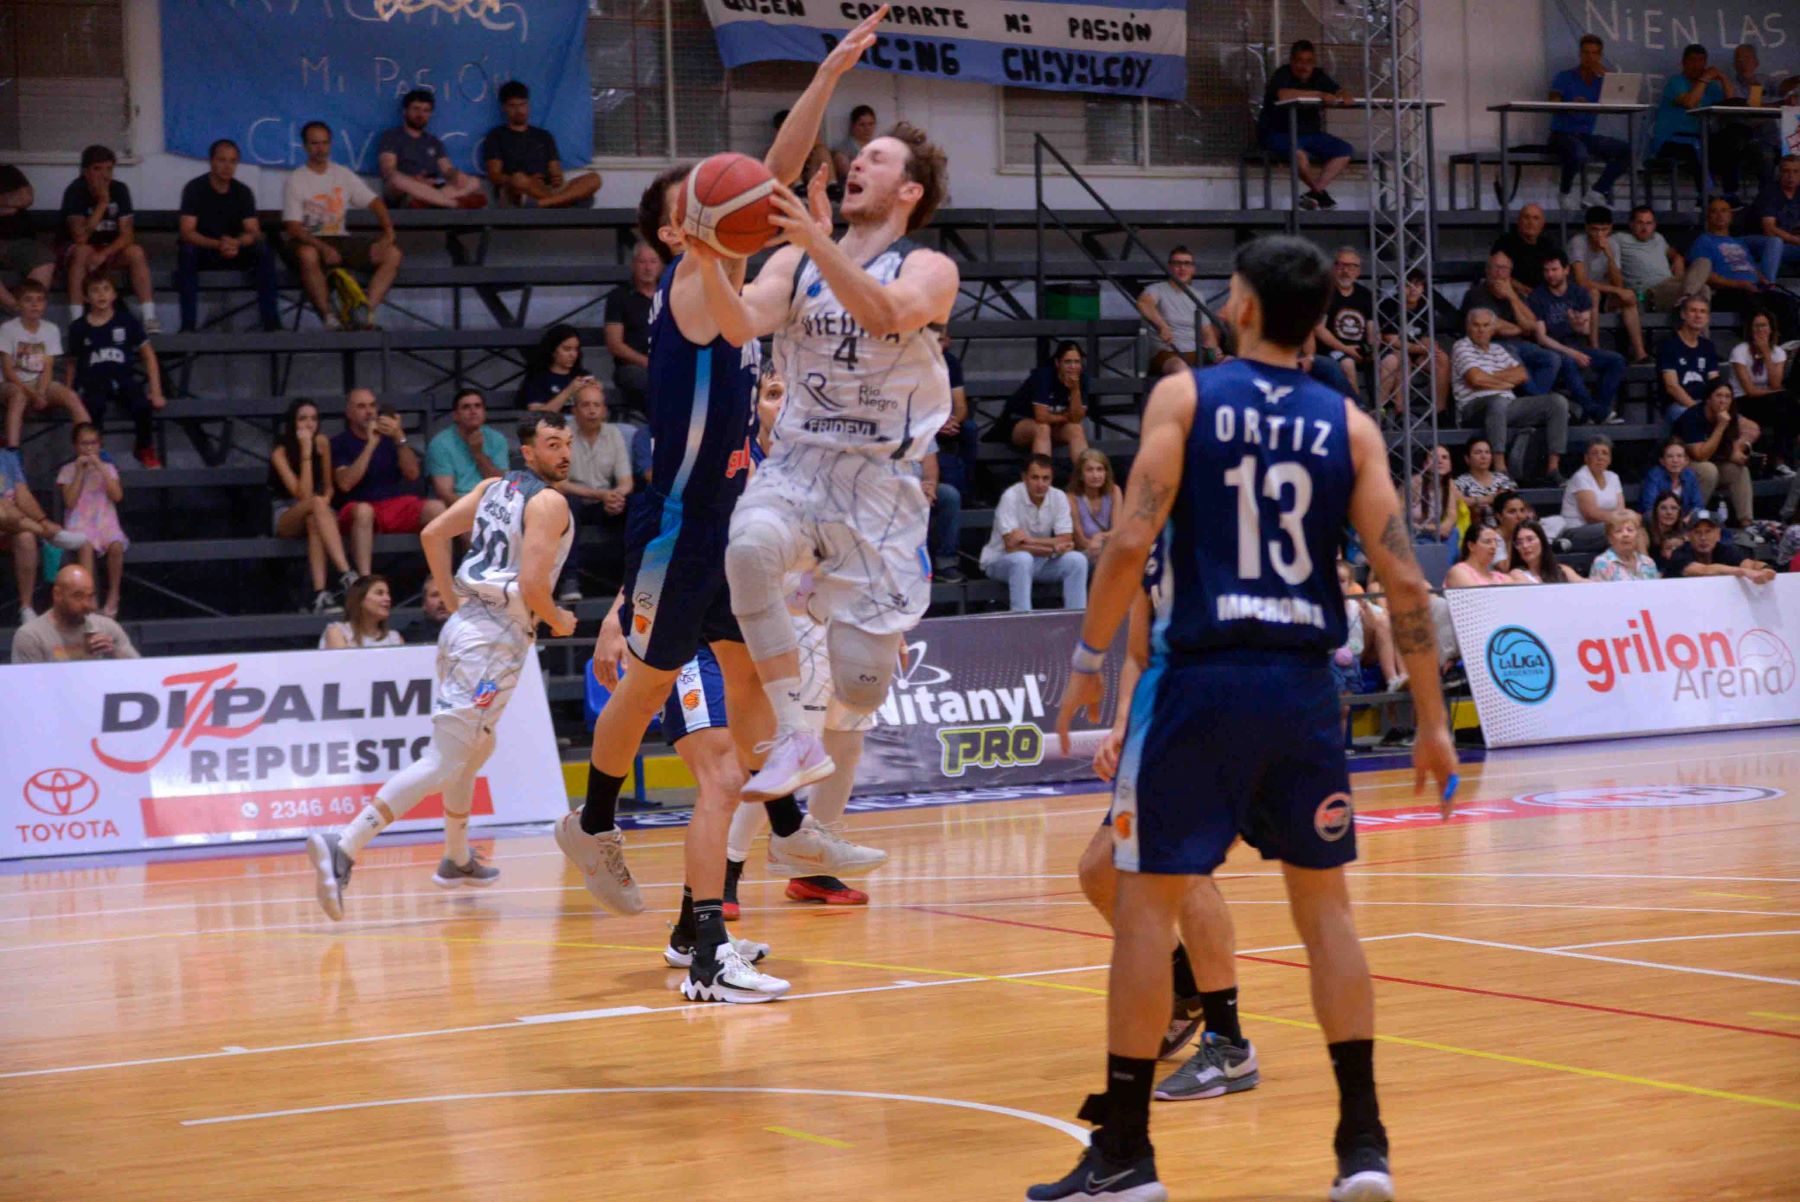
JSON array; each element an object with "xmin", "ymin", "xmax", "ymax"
[
  {"xmin": 1344, "ymin": 402, "xmax": 1458, "ymax": 810},
  {"xmin": 764, "ymin": 5, "xmax": 887, "ymax": 187},
  {"xmin": 419, "ymin": 480, "xmax": 491, "ymax": 617},
  {"xmin": 519, "ymin": 488, "xmax": 577, "ymax": 637},
  {"xmin": 766, "ymin": 186, "xmax": 958, "ymax": 338}
]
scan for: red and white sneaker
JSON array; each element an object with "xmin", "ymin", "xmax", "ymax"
[
  {"xmin": 742, "ymin": 729, "xmax": 835, "ymax": 802},
  {"xmin": 785, "ymin": 875, "xmax": 869, "ymax": 906},
  {"xmin": 134, "ymin": 446, "xmax": 163, "ymax": 469}
]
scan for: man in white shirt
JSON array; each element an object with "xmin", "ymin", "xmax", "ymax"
[
  {"xmin": 979, "ymin": 454, "xmax": 1087, "ymax": 612},
  {"xmin": 281, "ymin": 121, "xmax": 403, "ymax": 331},
  {"xmin": 1615, "ymin": 205, "xmax": 1712, "ymax": 311},
  {"xmin": 557, "ymin": 380, "xmax": 632, "ymax": 601},
  {"xmin": 1137, "ymin": 246, "xmax": 1218, "ymax": 375},
  {"xmin": 1451, "ymin": 308, "xmax": 1570, "ymax": 485}
]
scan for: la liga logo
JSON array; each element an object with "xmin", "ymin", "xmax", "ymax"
[
  {"xmin": 1486, "ymin": 626, "xmax": 1555, "ymax": 704},
  {"xmin": 1577, "ymin": 610, "xmax": 1796, "ymax": 701}
]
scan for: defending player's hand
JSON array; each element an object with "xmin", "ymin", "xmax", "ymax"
[
  {"xmin": 1093, "ymin": 727, "xmax": 1125, "ymax": 782},
  {"xmin": 548, "ymin": 606, "xmax": 578, "ymax": 639},
  {"xmin": 593, "ymin": 608, "xmax": 628, "ymax": 688},
  {"xmin": 805, "ymin": 161, "xmax": 834, "ymax": 235},
  {"xmin": 820, "ymin": 5, "xmax": 887, "ymax": 79},
  {"xmin": 767, "ymin": 184, "xmax": 825, "ymax": 252},
  {"xmin": 1412, "ymin": 721, "xmax": 1460, "ymax": 818},
  {"xmin": 1056, "ymin": 670, "xmax": 1104, "ymax": 759}
]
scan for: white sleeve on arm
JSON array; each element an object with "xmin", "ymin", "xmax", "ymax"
[
  {"xmin": 344, "ymin": 167, "xmax": 378, "ymax": 209},
  {"xmin": 1052, "ymin": 490, "xmax": 1074, "ymax": 537},
  {"xmin": 995, "ymin": 485, "xmax": 1022, "ymax": 536},
  {"xmin": 281, "ymin": 173, "xmax": 305, "ymax": 225}
]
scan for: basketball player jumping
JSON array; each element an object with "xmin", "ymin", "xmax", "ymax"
[
  {"xmin": 306, "ymin": 413, "xmax": 577, "ymax": 919},
  {"xmin": 689, "ymin": 122, "xmax": 959, "ymax": 802},
  {"xmin": 1036, "ymin": 237, "xmax": 1457, "ymax": 1202}
]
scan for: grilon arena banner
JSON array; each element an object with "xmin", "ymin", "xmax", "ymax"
[
  {"xmin": 1, "ymin": 645, "xmax": 564, "ymax": 860},
  {"xmin": 1447, "ymin": 575, "xmax": 1800, "ymax": 749},
  {"xmin": 703, "ymin": 1, "xmax": 1189, "ymax": 100}
]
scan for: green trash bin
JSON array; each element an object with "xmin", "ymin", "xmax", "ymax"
[{"xmin": 1043, "ymin": 282, "xmax": 1100, "ymax": 321}]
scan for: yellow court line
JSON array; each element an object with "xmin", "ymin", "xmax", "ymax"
[
  {"xmin": 1749, "ymin": 1011, "xmax": 1800, "ymax": 1023},
  {"xmin": 764, "ymin": 1125, "xmax": 852, "ymax": 1149}
]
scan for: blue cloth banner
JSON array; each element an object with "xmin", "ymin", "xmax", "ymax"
[
  {"xmin": 702, "ymin": 1, "xmax": 1188, "ymax": 101},
  {"xmin": 161, "ymin": 0, "xmax": 592, "ymax": 172}
]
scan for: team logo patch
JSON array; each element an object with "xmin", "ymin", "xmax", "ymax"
[
  {"xmin": 1113, "ymin": 811, "xmax": 1132, "ymax": 840},
  {"xmin": 1486, "ymin": 625, "xmax": 1556, "ymax": 705},
  {"xmin": 1314, "ymin": 793, "xmax": 1353, "ymax": 842},
  {"xmin": 682, "ymin": 690, "xmax": 701, "ymax": 710},
  {"xmin": 633, "ymin": 614, "xmax": 650, "ymax": 635},
  {"xmin": 472, "ymin": 680, "xmax": 499, "ymax": 709}
]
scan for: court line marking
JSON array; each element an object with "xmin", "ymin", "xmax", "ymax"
[
  {"xmin": 1750, "ymin": 1012, "xmax": 1800, "ymax": 1022},
  {"xmin": 1693, "ymin": 891, "xmax": 1773, "ymax": 901},
  {"xmin": 765, "ymin": 1125, "xmax": 852, "ymax": 1149},
  {"xmin": 1549, "ymin": 931, "xmax": 1800, "ymax": 952},
  {"xmin": 1408, "ymin": 934, "xmax": 1800, "ymax": 988}
]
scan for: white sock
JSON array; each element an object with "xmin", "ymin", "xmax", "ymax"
[
  {"xmin": 340, "ymin": 802, "xmax": 391, "ymax": 859},
  {"xmin": 763, "ymin": 678, "xmax": 808, "ymax": 735},
  {"xmin": 443, "ymin": 810, "xmax": 470, "ymax": 866},
  {"xmin": 141, "ymin": 300, "xmax": 157, "ymax": 323}
]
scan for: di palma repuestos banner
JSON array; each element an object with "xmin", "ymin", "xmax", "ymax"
[
  {"xmin": 160, "ymin": 0, "xmax": 593, "ymax": 172},
  {"xmin": 1, "ymin": 645, "xmax": 564, "ymax": 860},
  {"xmin": 702, "ymin": 1, "xmax": 1188, "ymax": 101}
]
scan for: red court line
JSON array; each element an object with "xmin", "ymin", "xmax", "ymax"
[{"xmin": 910, "ymin": 906, "xmax": 1800, "ymax": 1042}]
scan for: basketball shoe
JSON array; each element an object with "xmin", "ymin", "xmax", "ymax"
[
  {"xmin": 431, "ymin": 849, "xmax": 500, "ymax": 889},
  {"xmin": 767, "ymin": 816, "xmax": 886, "ymax": 877},
  {"xmin": 723, "ymin": 857, "xmax": 744, "ymax": 921},
  {"xmin": 554, "ymin": 812, "xmax": 645, "ymax": 915},
  {"xmin": 1026, "ymin": 1143, "xmax": 1166, "ymax": 1201},
  {"xmin": 1159, "ymin": 994, "xmax": 1202, "ymax": 1060},
  {"xmin": 742, "ymin": 729, "xmax": 835, "ymax": 801},
  {"xmin": 1153, "ymin": 1033, "xmax": 1260, "ymax": 1101},
  {"xmin": 785, "ymin": 875, "xmax": 868, "ymax": 905},
  {"xmin": 1329, "ymin": 1142, "xmax": 1394, "ymax": 1202},
  {"xmin": 663, "ymin": 933, "xmax": 771, "ymax": 969},
  {"xmin": 680, "ymin": 941, "xmax": 790, "ymax": 1004},
  {"xmin": 305, "ymin": 831, "xmax": 353, "ymax": 921}
]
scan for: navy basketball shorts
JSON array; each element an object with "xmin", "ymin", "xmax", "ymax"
[
  {"xmin": 661, "ymin": 643, "xmax": 729, "ymax": 743},
  {"xmin": 1109, "ymin": 651, "xmax": 1355, "ymax": 874},
  {"xmin": 617, "ymin": 489, "xmax": 742, "ymax": 672}
]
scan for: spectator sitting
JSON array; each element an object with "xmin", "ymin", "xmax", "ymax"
[
  {"xmin": 482, "ymin": 81, "xmax": 602, "ymax": 209},
  {"xmin": 55, "ymin": 421, "xmax": 126, "ymax": 616},
  {"xmin": 176, "ymin": 139, "xmax": 280, "ymax": 332},
  {"xmin": 1300, "ymin": 329, "xmax": 1357, "ymax": 397},
  {"xmin": 557, "ymin": 380, "xmax": 633, "ymax": 602},
  {"xmin": 1691, "ymin": 195, "xmax": 1800, "ymax": 334},
  {"xmin": 320, "ymin": 573, "xmax": 403, "ymax": 649},
  {"xmin": 1, "ymin": 447, "xmax": 85, "ymax": 621},
  {"xmin": 1588, "ymin": 509, "xmax": 1660, "ymax": 580},
  {"xmin": 9, "ymin": 563, "xmax": 135, "ymax": 662},
  {"xmin": 2, "ymin": 279, "xmax": 88, "ymax": 449},
  {"xmin": 1451, "ymin": 436, "xmax": 1516, "ymax": 507},
  {"xmin": 1443, "ymin": 524, "xmax": 1518, "ymax": 587},
  {"xmin": 1726, "ymin": 45, "xmax": 1782, "ymax": 188},
  {"xmin": 1648, "ymin": 44, "xmax": 1738, "ymax": 200},
  {"xmin": 979, "ymin": 454, "xmax": 1087, "ymax": 612},
  {"xmin": 1492, "ymin": 204, "xmax": 1565, "ymax": 296},
  {"xmin": 1617, "ymin": 205, "xmax": 1712, "ymax": 312},
  {"xmin": 1509, "ymin": 519, "xmax": 1584, "ymax": 583},
  {"xmin": 402, "ymin": 576, "xmax": 452, "ymax": 644},
  {"xmin": 1004, "ymin": 340, "xmax": 1090, "ymax": 460},
  {"xmin": 1730, "ymin": 308, "xmax": 1795, "ymax": 477},
  {"xmin": 60, "ymin": 145, "xmax": 156, "ymax": 331},
  {"xmin": 1546, "ymin": 33, "xmax": 1630, "ymax": 208},
  {"xmin": 378, "ymin": 90, "xmax": 485, "ymax": 210},
  {"xmin": 1655, "ymin": 294, "xmax": 1722, "ymax": 422},
  {"xmin": 1644, "ymin": 490, "xmax": 1689, "ymax": 574},
  {"xmin": 1674, "ymin": 378, "xmax": 1759, "ymax": 526},
  {"xmin": 1256, "ymin": 39, "xmax": 1354, "ymax": 210},
  {"xmin": 1316, "ymin": 246, "xmax": 1375, "ymax": 400},
  {"xmin": 831, "ymin": 105, "xmax": 878, "ymax": 182},
  {"xmin": 935, "ymin": 328, "xmax": 978, "ymax": 496},
  {"xmin": 426, "ymin": 387, "xmax": 509, "ymax": 508},
  {"xmin": 1410, "ymin": 444, "xmax": 1468, "ymax": 551},
  {"xmin": 1459, "ymin": 251, "xmax": 1570, "ymax": 396},
  {"xmin": 1451, "ymin": 308, "xmax": 1570, "ymax": 484},
  {"xmin": 66, "ymin": 275, "xmax": 164, "ymax": 468},
  {"xmin": 1377, "ymin": 267, "xmax": 1455, "ymax": 415},
  {"xmin": 1339, "ymin": 560, "xmax": 1407, "ymax": 691},
  {"xmin": 1556, "ymin": 435, "xmax": 1624, "ymax": 551},
  {"xmin": 1749, "ymin": 154, "xmax": 1800, "ymax": 283},
  {"xmin": 330, "ymin": 388, "xmax": 441, "ymax": 577},
  {"xmin": 272, "ymin": 397, "xmax": 356, "ymax": 614},
  {"xmin": 604, "ymin": 244, "xmax": 659, "ymax": 416},
  {"xmin": 1567, "ymin": 206, "xmax": 1650, "ymax": 362},
  {"xmin": 282, "ymin": 121, "xmax": 402, "ymax": 331},
  {"xmin": 1138, "ymin": 245, "xmax": 1219, "ymax": 374},
  {"xmin": 1331, "ymin": 560, "xmax": 1368, "ymax": 720},
  {"xmin": 0, "ymin": 162, "xmax": 54, "ymax": 315},
  {"xmin": 1068, "ymin": 448, "xmax": 1121, "ymax": 566},
  {"xmin": 1530, "ymin": 250, "xmax": 1626, "ymax": 423},
  {"xmin": 519, "ymin": 324, "xmax": 597, "ymax": 414},
  {"xmin": 1640, "ymin": 436, "xmax": 1706, "ymax": 514},
  {"xmin": 1665, "ymin": 507, "xmax": 1775, "ymax": 581},
  {"xmin": 921, "ymin": 445, "xmax": 963, "ymax": 583}
]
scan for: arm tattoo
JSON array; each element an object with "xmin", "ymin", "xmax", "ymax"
[
  {"xmin": 1378, "ymin": 514, "xmax": 1417, "ymax": 564},
  {"xmin": 1391, "ymin": 604, "xmax": 1436, "ymax": 657},
  {"xmin": 1131, "ymin": 479, "xmax": 1174, "ymax": 524}
]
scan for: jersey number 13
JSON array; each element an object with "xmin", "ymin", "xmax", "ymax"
[{"xmin": 1223, "ymin": 456, "xmax": 1314, "ymax": 585}]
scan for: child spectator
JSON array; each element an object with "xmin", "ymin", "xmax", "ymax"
[
  {"xmin": 2, "ymin": 279, "xmax": 88, "ymax": 450},
  {"xmin": 55, "ymin": 422, "xmax": 125, "ymax": 615},
  {"xmin": 1640, "ymin": 437, "xmax": 1706, "ymax": 514},
  {"xmin": 65, "ymin": 276, "xmax": 164, "ymax": 468}
]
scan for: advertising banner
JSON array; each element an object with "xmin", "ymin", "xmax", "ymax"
[
  {"xmin": 161, "ymin": 0, "xmax": 593, "ymax": 171},
  {"xmin": 702, "ymin": 1, "xmax": 1188, "ymax": 101},
  {"xmin": 852, "ymin": 609, "xmax": 1125, "ymax": 795},
  {"xmin": 2, "ymin": 645, "xmax": 564, "ymax": 860},
  {"xmin": 1446, "ymin": 576, "xmax": 1800, "ymax": 748}
]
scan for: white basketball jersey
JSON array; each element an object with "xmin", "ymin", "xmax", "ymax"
[
  {"xmin": 454, "ymin": 471, "xmax": 573, "ymax": 630},
  {"xmin": 772, "ymin": 239, "xmax": 950, "ymax": 462}
]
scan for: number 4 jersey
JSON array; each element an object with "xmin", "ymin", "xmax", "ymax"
[
  {"xmin": 454, "ymin": 471, "xmax": 574, "ymax": 633},
  {"xmin": 1150, "ymin": 359, "xmax": 1352, "ymax": 657}
]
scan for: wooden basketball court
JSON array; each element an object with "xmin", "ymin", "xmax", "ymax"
[{"xmin": 2, "ymin": 727, "xmax": 1796, "ymax": 1200}]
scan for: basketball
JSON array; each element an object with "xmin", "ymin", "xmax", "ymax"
[{"xmin": 677, "ymin": 152, "xmax": 778, "ymax": 258}]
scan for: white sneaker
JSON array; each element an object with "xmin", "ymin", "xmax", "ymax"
[
  {"xmin": 50, "ymin": 529, "xmax": 88, "ymax": 551},
  {"xmin": 557, "ymin": 583, "xmax": 582, "ymax": 603},
  {"xmin": 1558, "ymin": 190, "xmax": 1581, "ymax": 211},
  {"xmin": 679, "ymin": 941, "xmax": 790, "ymax": 1003},
  {"xmin": 742, "ymin": 729, "xmax": 835, "ymax": 802},
  {"xmin": 1583, "ymin": 189, "xmax": 1610, "ymax": 208},
  {"xmin": 663, "ymin": 933, "xmax": 771, "ymax": 969},
  {"xmin": 767, "ymin": 815, "xmax": 887, "ymax": 879},
  {"xmin": 553, "ymin": 812, "xmax": 645, "ymax": 915}
]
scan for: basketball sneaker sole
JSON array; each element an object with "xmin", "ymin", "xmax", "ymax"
[{"xmin": 305, "ymin": 832, "xmax": 344, "ymax": 922}]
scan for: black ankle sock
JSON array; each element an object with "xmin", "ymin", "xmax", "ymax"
[
  {"xmin": 1200, "ymin": 986, "xmax": 1242, "ymax": 1044},
  {"xmin": 765, "ymin": 793, "xmax": 803, "ymax": 838},
  {"xmin": 579, "ymin": 768, "xmax": 625, "ymax": 835},
  {"xmin": 1328, "ymin": 1039, "xmax": 1386, "ymax": 1157},
  {"xmin": 693, "ymin": 898, "xmax": 726, "ymax": 952},
  {"xmin": 1093, "ymin": 1053, "xmax": 1155, "ymax": 1161},
  {"xmin": 674, "ymin": 886, "xmax": 695, "ymax": 942},
  {"xmin": 1170, "ymin": 943, "xmax": 1199, "ymax": 1000},
  {"xmin": 723, "ymin": 858, "xmax": 743, "ymax": 900}
]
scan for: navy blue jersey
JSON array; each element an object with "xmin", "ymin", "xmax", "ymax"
[
  {"xmin": 66, "ymin": 309, "xmax": 146, "ymax": 397},
  {"xmin": 1151, "ymin": 359, "xmax": 1352, "ymax": 657},
  {"xmin": 644, "ymin": 255, "xmax": 757, "ymax": 509}
]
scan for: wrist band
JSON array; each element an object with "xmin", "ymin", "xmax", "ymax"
[{"xmin": 1070, "ymin": 640, "xmax": 1106, "ymax": 675}]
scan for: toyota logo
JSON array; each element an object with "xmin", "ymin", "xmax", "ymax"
[{"xmin": 23, "ymin": 768, "xmax": 100, "ymax": 817}]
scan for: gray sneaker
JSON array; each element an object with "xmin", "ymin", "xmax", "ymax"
[
  {"xmin": 554, "ymin": 812, "xmax": 644, "ymax": 915},
  {"xmin": 305, "ymin": 831, "xmax": 353, "ymax": 921},
  {"xmin": 432, "ymin": 848, "xmax": 500, "ymax": 889},
  {"xmin": 1154, "ymin": 1033, "xmax": 1260, "ymax": 1101}
]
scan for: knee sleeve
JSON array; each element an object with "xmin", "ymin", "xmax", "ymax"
[
  {"xmin": 376, "ymin": 718, "xmax": 484, "ymax": 820},
  {"xmin": 442, "ymin": 728, "xmax": 497, "ymax": 818},
  {"xmin": 726, "ymin": 508, "xmax": 802, "ymax": 660},
  {"xmin": 827, "ymin": 623, "xmax": 901, "ymax": 714}
]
